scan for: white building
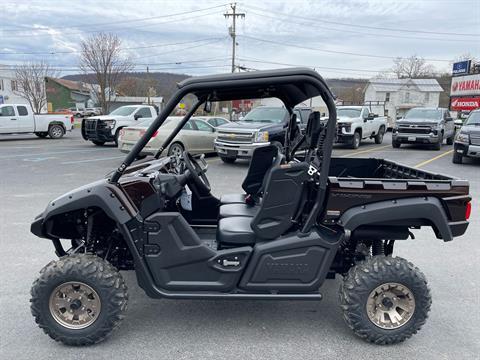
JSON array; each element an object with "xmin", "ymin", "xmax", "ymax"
[
  {"xmin": 0, "ymin": 65, "xmax": 30, "ymax": 105},
  {"xmin": 364, "ymin": 78, "xmax": 444, "ymax": 120}
]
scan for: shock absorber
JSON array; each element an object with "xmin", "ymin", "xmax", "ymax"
[{"xmin": 372, "ymin": 240, "xmax": 385, "ymax": 256}]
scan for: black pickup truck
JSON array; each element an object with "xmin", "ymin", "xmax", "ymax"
[{"xmin": 214, "ymin": 106, "xmax": 312, "ymax": 163}]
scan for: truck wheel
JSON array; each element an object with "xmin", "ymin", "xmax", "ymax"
[
  {"xmin": 30, "ymin": 254, "xmax": 128, "ymax": 346},
  {"xmin": 392, "ymin": 140, "xmax": 401, "ymax": 148},
  {"xmin": 339, "ymin": 256, "xmax": 431, "ymax": 345},
  {"xmin": 349, "ymin": 131, "xmax": 361, "ymax": 149},
  {"xmin": 92, "ymin": 141, "xmax": 105, "ymax": 146},
  {"xmin": 374, "ymin": 127, "xmax": 385, "ymax": 144},
  {"xmin": 446, "ymin": 133, "xmax": 455, "ymax": 146},
  {"xmin": 220, "ymin": 156, "xmax": 236, "ymax": 164},
  {"xmin": 48, "ymin": 125, "xmax": 65, "ymax": 139},
  {"xmin": 35, "ymin": 132, "xmax": 48, "ymax": 138},
  {"xmin": 433, "ymin": 134, "xmax": 443, "ymax": 151},
  {"xmin": 452, "ymin": 152, "xmax": 463, "ymax": 164}
]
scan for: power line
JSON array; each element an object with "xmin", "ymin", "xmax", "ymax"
[
  {"xmin": 1, "ymin": 4, "xmax": 228, "ymax": 33},
  {"xmin": 243, "ymin": 4, "xmax": 480, "ymax": 37},
  {"xmin": 239, "ymin": 35, "xmax": 452, "ymax": 62},
  {"xmin": 0, "ymin": 9, "xmax": 224, "ymax": 38},
  {"xmin": 245, "ymin": 9, "xmax": 472, "ymax": 43}
]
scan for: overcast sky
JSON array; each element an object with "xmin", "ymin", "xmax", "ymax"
[{"xmin": 1, "ymin": 0, "xmax": 479, "ymax": 78}]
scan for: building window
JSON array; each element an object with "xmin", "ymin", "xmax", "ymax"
[
  {"xmin": 424, "ymin": 93, "xmax": 430, "ymax": 103},
  {"xmin": 405, "ymin": 92, "xmax": 410, "ymax": 103},
  {"xmin": 385, "ymin": 109, "xmax": 389, "ymax": 117},
  {"xmin": 385, "ymin": 92, "xmax": 390, "ymax": 102},
  {"xmin": 11, "ymin": 80, "xmax": 18, "ymax": 91},
  {"xmin": 0, "ymin": 79, "xmax": 4, "ymax": 91}
]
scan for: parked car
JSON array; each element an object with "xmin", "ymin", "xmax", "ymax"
[
  {"xmin": 81, "ymin": 105, "xmax": 157, "ymax": 146},
  {"xmin": 194, "ymin": 116, "xmax": 229, "ymax": 128},
  {"xmin": 214, "ymin": 106, "xmax": 312, "ymax": 163},
  {"xmin": 392, "ymin": 107, "xmax": 455, "ymax": 150},
  {"xmin": 118, "ymin": 116, "xmax": 217, "ymax": 157},
  {"xmin": 335, "ymin": 106, "xmax": 387, "ymax": 149},
  {"xmin": 28, "ymin": 68, "xmax": 471, "ymax": 346},
  {"xmin": 84, "ymin": 107, "xmax": 102, "ymax": 117},
  {"xmin": 69, "ymin": 107, "xmax": 85, "ymax": 118},
  {"xmin": 453, "ymin": 109, "xmax": 480, "ymax": 163},
  {"xmin": 0, "ymin": 104, "xmax": 74, "ymax": 138}
]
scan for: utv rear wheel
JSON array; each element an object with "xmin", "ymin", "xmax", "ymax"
[
  {"xmin": 30, "ymin": 254, "xmax": 128, "ymax": 346},
  {"xmin": 339, "ymin": 256, "xmax": 431, "ymax": 345}
]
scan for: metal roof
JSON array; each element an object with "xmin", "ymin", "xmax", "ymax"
[{"xmin": 368, "ymin": 78, "xmax": 443, "ymax": 92}]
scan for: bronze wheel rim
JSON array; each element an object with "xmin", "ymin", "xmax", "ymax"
[
  {"xmin": 366, "ymin": 282, "xmax": 415, "ymax": 329},
  {"xmin": 49, "ymin": 281, "xmax": 101, "ymax": 329}
]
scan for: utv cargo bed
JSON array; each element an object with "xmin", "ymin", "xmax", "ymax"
[{"xmin": 324, "ymin": 157, "xmax": 470, "ymax": 240}]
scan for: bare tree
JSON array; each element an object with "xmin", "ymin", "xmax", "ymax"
[
  {"xmin": 79, "ymin": 33, "xmax": 133, "ymax": 113},
  {"xmin": 14, "ymin": 61, "xmax": 58, "ymax": 114},
  {"xmin": 392, "ymin": 55, "xmax": 435, "ymax": 79}
]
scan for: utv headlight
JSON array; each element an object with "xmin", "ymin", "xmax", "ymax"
[
  {"xmin": 456, "ymin": 132, "xmax": 469, "ymax": 144},
  {"xmin": 103, "ymin": 119, "xmax": 116, "ymax": 129},
  {"xmin": 255, "ymin": 131, "xmax": 269, "ymax": 142}
]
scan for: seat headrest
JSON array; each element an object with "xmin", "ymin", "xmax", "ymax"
[{"xmin": 305, "ymin": 111, "xmax": 321, "ymax": 149}]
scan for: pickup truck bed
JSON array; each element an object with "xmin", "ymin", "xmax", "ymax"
[{"xmin": 323, "ymin": 157, "xmax": 470, "ymax": 241}]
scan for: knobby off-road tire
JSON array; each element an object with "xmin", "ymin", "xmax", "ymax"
[
  {"xmin": 339, "ymin": 256, "xmax": 431, "ymax": 345},
  {"xmin": 31, "ymin": 254, "xmax": 128, "ymax": 346}
]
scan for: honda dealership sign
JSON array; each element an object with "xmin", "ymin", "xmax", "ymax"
[
  {"xmin": 450, "ymin": 97, "xmax": 480, "ymax": 111},
  {"xmin": 452, "ymin": 60, "xmax": 471, "ymax": 76},
  {"xmin": 450, "ymin": 74, "xmax": 480, "ymax": 96}
]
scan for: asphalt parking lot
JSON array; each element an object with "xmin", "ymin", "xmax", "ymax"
[{"xmin": 0, "ymin": 130, "xmax": 478, "ymax": 360}]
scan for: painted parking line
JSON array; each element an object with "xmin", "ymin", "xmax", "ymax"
[
  {"xmin": 339, "ymin": 144, "xmax": 391, "ymax": 158},
  {"xmin": 61, "ymin": 156, "xmax": 125, "ymax": 165},
  {"xmin": 414, "ymin": 149, "xmax": 454, "ymax": 168},
  {"xmin": 0, "ymin": 148, "xmax": 112, "ymax": 160}
]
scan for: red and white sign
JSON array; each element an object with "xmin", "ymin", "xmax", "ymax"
[
  {"xmin": 450, "ymin": 97, "xmax": 480, "ymax": 111},
  {"xmin": 450, "ymin": 74, "xmax": 480, "ymax": 96}
]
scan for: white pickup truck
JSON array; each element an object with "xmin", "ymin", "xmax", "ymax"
[
  {"xmin": 0, "ymin": 104, "xmax": 74, "ymax": 138},
  {"xmin": 335, "ymin": 106, "xmax": 387, "ymax": 149},
  {"xmin": 81, "ymin": 105, "xmax": 157, "ymax": 146}
]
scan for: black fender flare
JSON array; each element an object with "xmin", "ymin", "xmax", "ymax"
[
  {"xmin": 31, "ymin": 179, "xmax": 137, "ymax": 239},
  {"xmin": 338, "ymin": 196, "xmax": 453, "ymax": 241}
]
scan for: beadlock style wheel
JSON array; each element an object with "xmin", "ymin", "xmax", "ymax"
[
  {"xmin": 366, "ymin": 282, "xmax": 415, "ymax": 330},
  {"xmin": 49, "ymin": 281, "xmax": 102, "ymax": 330}
]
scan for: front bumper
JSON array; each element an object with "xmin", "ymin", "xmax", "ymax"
[
  {"xmin": 83, "ymin": 120, "xmax": 115, "ymax": 142},
  {"xmin": 214, "ymin": 140, "xmax": 271, "ymax": 159},
  {"xmin": 392, "ymin": 131, "xmax": 439, "ymax": 144},
  {"xmin": 454, "ymin": 142, "xmax": 480, "ymax": 158}
]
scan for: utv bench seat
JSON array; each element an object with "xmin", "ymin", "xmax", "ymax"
[{"xmin": 219, "ymin": 203, "xmax": 258, "ymax": 218}]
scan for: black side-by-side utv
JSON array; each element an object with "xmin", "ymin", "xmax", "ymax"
[{"xmin": 30, "ymin": 68, "xmax": 471, "ymax": 346}]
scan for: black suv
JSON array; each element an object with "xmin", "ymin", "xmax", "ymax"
[{"xmin": 453, "ymin": 109, "xmax": 480, "ymax": 163}]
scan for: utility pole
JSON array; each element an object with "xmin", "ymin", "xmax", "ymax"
[
  {"xmin": 224, "ymin": 3, "xmax": 245, "ymax": 73},
  {"xmin": 146, "ymin": 66, "xmax": 150, "ymax": 105}
]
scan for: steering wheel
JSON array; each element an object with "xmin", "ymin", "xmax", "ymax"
[{"xmin": 183, "ymin": 151, "xmax": 211, "ymax": 195}]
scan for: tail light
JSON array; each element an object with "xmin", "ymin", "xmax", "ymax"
[
  {"xmin": 70, "ymin": 116, "xmax": 74, "ymax": 124},
  {"xmin": 465, "ymin": 202, "xmax": 471, "ymax": 220},
  {"xmin": 152, "ymin": 130, "xmax": 158, "ymax": 137},
  {"xmin": 119, "ymin": 129, "xmax": 125, "ymax": 137}
]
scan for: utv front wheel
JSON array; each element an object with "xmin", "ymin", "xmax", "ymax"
[
  {"xmin": 339, "ymin": 256, "xmax": 431, "ymax": 345},
  {"xmin": 30, "ymin": 254, "xmax": 128, "ymax": 346}
]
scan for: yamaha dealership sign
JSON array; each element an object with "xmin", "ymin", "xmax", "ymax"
[{"xmin": 452, "ymin": 60, "xmax": 471, "ymax": 76}]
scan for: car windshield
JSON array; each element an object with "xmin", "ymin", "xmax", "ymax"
[
  {"xmin": 109, "ymin": 107, "xmax": 137, "ymax": 116},
  {"xmin": 465, "ymin": 111, "xmax": 480, "ymax": 125},
  {"xmin": 337, "ymin": 108, "xmax": 362, "ymax": 118},
  {"xmin": 404, "ymin": 109, "xmax": 442, "ymax": 120},
  {"xmin": 242, "ymin": 107, "xmax": 287, "ymax": 123}
]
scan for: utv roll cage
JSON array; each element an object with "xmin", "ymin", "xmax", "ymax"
[{"xmin": 110, "ymin": 68, "xmax": 337, "ymax": 233}]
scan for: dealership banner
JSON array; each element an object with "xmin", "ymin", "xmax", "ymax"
[
  {"xmin": 452, "ymin": 60, "xmax": 471, "ymax": 76},
  {"xmin": 450, "ymin": 97, "xmax": 480, "ymax": 111},
  {"xmin": 450, "ymin": 73, "xmax": 480, "ymax": 96}
]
